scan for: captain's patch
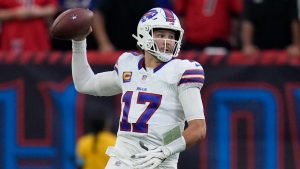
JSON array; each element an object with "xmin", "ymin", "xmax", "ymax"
[{"xmin": 123, "ymin": 72, "xmax": 132, "ymax": 83}]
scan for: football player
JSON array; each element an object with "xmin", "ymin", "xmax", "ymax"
[{"xmin": 71, "ymin": 7, "xmax": 206, "ymax": 169}]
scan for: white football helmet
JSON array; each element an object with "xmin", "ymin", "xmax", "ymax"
[{"xmin": 132, "ymin": 8, "xmax": 184, "ymax": 62}]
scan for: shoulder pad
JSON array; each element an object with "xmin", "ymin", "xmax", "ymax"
[
  {"xmin": 114, "ymin": 52, "xmax": 143, "ymax": 74},
  {"xmin": 176, "ymin": 59, "xmax": 205, "ymax": 88},
  {"xmin": 117, "ymin": 52, "xmax": 142, "ymax": 63}
]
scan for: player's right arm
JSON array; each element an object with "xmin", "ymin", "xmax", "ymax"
[{"xmin": 72, "ymin": 39, "xmax": 122, "ymax": 96}]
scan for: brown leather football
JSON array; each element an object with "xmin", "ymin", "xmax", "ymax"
[{"xmin": 50, "ymin": 8, "xmax": 93, "ymax": 40}]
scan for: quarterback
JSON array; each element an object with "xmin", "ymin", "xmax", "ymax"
[{"xmin": 71, "ymin": 7, "xmax": 206, "ymax": 169}]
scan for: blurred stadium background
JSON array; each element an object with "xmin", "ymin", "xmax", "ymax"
[{"xmin": 0, "ymin": 50, "xmax": 299, "ymax": 169}]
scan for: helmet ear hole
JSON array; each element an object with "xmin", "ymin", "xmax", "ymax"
[
  {"xmin": 139, "ymin": 34, "xmax": 144, "ymax": 38},
  {"xmin": 150, "ymin": 42, "xmax": 157, "ymax": 51}
]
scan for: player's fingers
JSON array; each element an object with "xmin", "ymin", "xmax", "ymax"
[
  {"xmin": 148, "ymin": 163, "xmax": 160, "ymax": 169},
  {"xmin": 133, "ymin": 159, "xmax": 155, "ymax": 169},
  {"xmin": 131, "ymin": 152, "xmax": 147, "ymax": 159},
  {"xmin": 131, "ymin": 150, "xmax": 156, "ymax": 159},
  {"xmin": 150, "ymin": 159, "xmax": 162, "ymax": 169},
  {"xmin": 133, "ymin": 155, "xmax": 153, "ymax": 165}
]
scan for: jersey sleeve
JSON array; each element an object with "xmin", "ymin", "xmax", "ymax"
[
  {"xmin": 92, "ymin": 52, "xmax": 136, "ymax": 96},
  {"xmin": 176, "ymin": 60, "xmax": 205, "ymax": 121},
  {"xmin": 177, "ymin": 60, "xmax": 205, "ymax": 91},
  {"xmin": 179, "ymin": 87, "xmax": 205, "ymax": 121},
  {"xmin": 72, "ymin": 40, "xmax": 122, "ymax": 96},
  {"xmin": 93, "ymin": 71, "xmax": 122, "ymax": 96}
]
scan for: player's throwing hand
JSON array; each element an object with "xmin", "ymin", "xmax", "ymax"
[{"xmin": 73, "ymin": 26, "xmax": 93, "ymax": 41}]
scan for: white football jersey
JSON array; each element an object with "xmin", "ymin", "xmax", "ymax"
[{"xmin": 108, "ymin": 52, "xmax": 205, "ymax": 167}]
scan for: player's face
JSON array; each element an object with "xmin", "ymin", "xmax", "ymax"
[{"xmin": 153, "ymin": 29, "xmax": 176, "ymax": 54}]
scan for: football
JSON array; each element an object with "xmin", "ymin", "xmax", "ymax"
[{"xmin": 50, "ymin": 8, "xmax": 93, "ymax": 40}]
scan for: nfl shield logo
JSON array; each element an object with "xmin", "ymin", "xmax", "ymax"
[{"xmin": 142, "ymin": 75, "xmax": 147, "ymax": 80}]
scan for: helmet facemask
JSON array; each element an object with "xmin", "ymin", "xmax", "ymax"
[{"xmin": 145, "ymin": 28, "xmax": 182, "ymax": 62}]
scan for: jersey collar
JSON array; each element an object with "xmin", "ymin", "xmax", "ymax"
[{"xmin": 138, "ymin": 57, "xmax": 174, "ymax": 73}]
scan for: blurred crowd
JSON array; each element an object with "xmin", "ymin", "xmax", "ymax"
[{"xmin": 0, "ymin": 0, "xmax": 299, "ymax": 57}]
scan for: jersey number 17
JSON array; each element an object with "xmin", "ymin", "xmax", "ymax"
[{"xmin": 120, "ymin": 91, "xmax": 162, "ymax": 133}]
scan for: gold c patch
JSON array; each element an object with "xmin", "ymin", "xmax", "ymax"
[{"xmin": 122, "ymin": 72, "xmax": 132, "ymax": 83}]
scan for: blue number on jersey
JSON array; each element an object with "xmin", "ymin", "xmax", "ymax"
[{"xmin": 120, "ymin": 91, "xmax": 162, "ymax": 133}]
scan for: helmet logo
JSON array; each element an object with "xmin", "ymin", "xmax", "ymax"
[
  {"xmin": 162, "ymin": 8, "xmax": 175, "ymax": 25},
  {"xmin": 140, "ymin": 9, "xmax": 158, "ymax": 23}
]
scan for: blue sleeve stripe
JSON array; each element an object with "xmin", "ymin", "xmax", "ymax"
[
  {"xmin": 178, "ymin": 78, "xmax": 204, "ymax": 85},
  {"xmin": 183, "ymin": 69, "xmax": 204, "ymax": 75}
]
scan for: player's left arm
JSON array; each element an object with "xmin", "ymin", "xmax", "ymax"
[
  {"xmin": 183, "ymin": 119, "xmax": 206, "ymax": 147},
  {"xmin": 179, "ymin": 87, "xmax": 206, "ymax": 148},
  {"xmin": 177, "ymin": 60, "xmax": 206, "ymax": 148}
]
